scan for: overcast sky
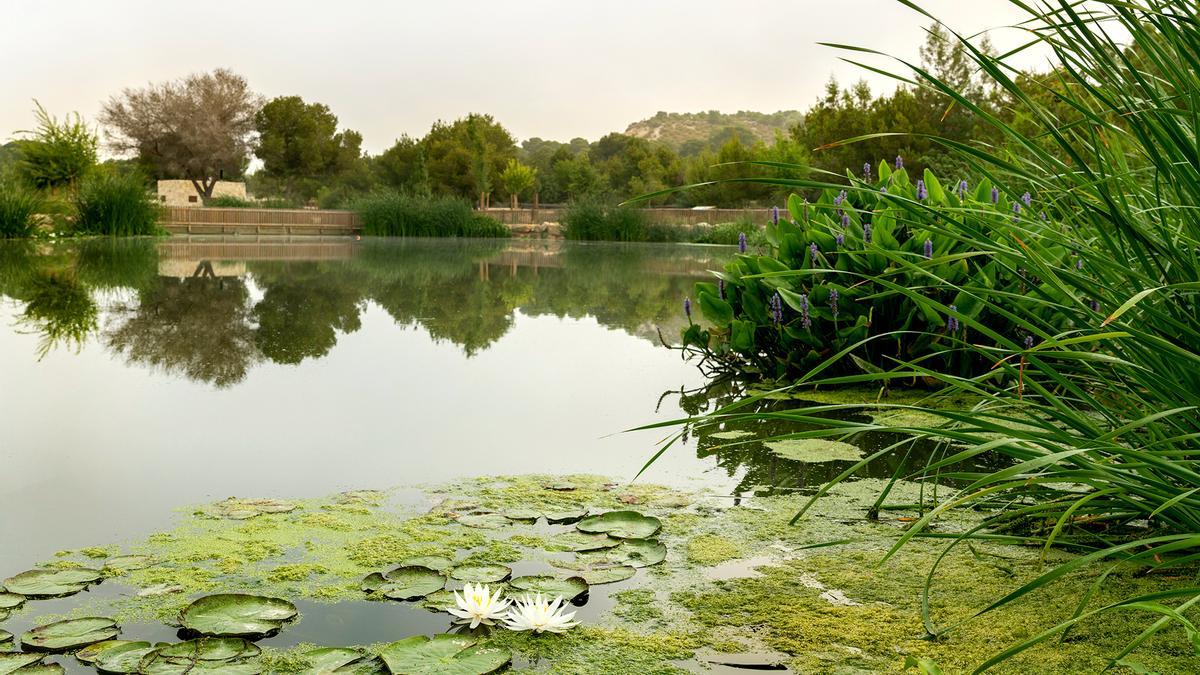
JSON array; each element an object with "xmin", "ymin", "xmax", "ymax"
[{"xmin": 0, "ymin": 1, "xmax": 1048, "ymax": 154}]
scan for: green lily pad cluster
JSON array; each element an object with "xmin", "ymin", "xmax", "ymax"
[
  {"xmin": 362, "ymin": 566, "xmax": 446, "ymax": 601},
  {"xmin": 137, "ymin": 637, "xmax": 262, "ymax": 674},
  {"xmin": 77, "ymin": 640, "xmax": 162, "ymax": 673},
  {"xmin": 0, "ymin": 650, "xmax": 65, "ymax": 673},
  {"xmin": 570, "ymin": 510, "xmax": 667, "ymax": 569}
]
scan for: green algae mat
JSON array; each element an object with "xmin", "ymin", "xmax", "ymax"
[{"xmin": 0, "ymin": 475, "xmax": 1196, "ymax": 673}]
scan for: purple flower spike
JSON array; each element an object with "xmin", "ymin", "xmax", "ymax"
[
  {"xmin": 991, "ymin": 186, "xmax": 1000, "ymax": 204},
  {"xmin": 1076, "ymin": 258, "xmax": 1084, "ymax": 270},
  {"xmin": 738, "ymin": 232, "xmax": 747, "ymax": 253},
  {"xmin": 1022, "ymin": 191, "xmax": 1032, "ymax": 207},
  {"xmin": 841, "ymin": 213, "xmax": 850, "ymax": 227},
  {"xmin": 957, "ymin": 180, "xmax": 968, "ymax": 199},
  {"xmin": 916, "ymin": 179, "xmax": 928, "ymax": 201},
  {"xmin": 924, "ymin": 239, "xmax": 933, "ymax": 259},
  {"xmin": 770, "ymin": 292, "xmax": 783, "ymax": 325},
  {"xmin": 880, "ymin": 186, "xmax": 888, "ymax": 194},
  {"xmin": 1089, "ymin": 299, "xmax": 1100, "ymax": 312},
  {"xmin": 1024, "ymin": 334, "xmax": 1035, "ymax": 349},
  {"xmin": 863, "ymin": 222, "xmax": 872, "ymax": 244},
  {"xmin": 947, "ymin": 304, "xmax": 959, "ymax": 332},
  {"xmin": 800, "ymin": 294, "xmax": 812, "ymax": 329},
  {"xmin": 684, "ymin": 297, "xmax": 692, "ymax": 319},
  {"xmin": 718, "ymin": 279, "xmax": 726, "ymax": 300},
  {"xmin": 894, "ymin": 155, "xmax": 903, "ymax": 169},
  {"xmin": 829, "ymin": 289, "xmax": 840, "ymax": 318},
  {"xmin": 863, "ymin": 162, "xmax": 872, "ymax": 179},
  {"xmin": 1040, "ymin": 212, "xmax": 1048, "ymax": 221},
  {"xmin": 771, "ymin": 206, "xmax": 780, "ymax": 225},
  {"xmin": 810, "ymin": 242, "xmax": 819, "ymax": 266},
  {"xmin": 835, "ymin": 232, "xmax": 845, "ymax": 247}
]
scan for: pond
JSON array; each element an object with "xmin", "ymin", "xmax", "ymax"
[{"xmin": 1, "ymin": 237, "xmax": 1187, "ymax": 674}]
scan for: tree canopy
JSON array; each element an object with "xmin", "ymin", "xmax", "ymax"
[{"xmin": 100, "ymin": 68, "xmax": 261, "ymax": 198}]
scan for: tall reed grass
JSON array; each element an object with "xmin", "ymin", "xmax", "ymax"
[
  {"xmin": 0, "ymin": 182, "xmax": 43, "ymax": 238},
  {"xmin": 354, "ymin": 191, "xmax": 509, "ymax": 238},
  {"xmin": 72, "ymin": 172, "xmax": 160, "ymax": 236},
  {"xmin": 646, "ymin": 1, "xmax": 1200, "ymax": 668}
]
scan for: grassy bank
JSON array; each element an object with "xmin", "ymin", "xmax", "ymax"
[{"xmin": 353, "ymin": 192, "xmax": 509, "ymax": 238}]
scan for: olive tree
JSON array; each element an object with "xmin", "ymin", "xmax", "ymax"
[{"xmin": 100, "ymin": 69, "xmax": 262, "ymax": 199}]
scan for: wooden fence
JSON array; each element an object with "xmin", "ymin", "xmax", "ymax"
[
  {"xmin": 161, "ymin": 207, "xmax": 361, "ymax": 235},
  {"xmin": 160, "ymin": 206, "xmax": 775, "ymax": 236}
]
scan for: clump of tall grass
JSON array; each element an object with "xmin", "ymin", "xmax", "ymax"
[
  {"xmin": 691, "ymin": 218, "xmax": 763, "ymax": 246},
  {"xmin": 0, "ymin": 181, "xmax": 43, "ymax": 238},
  {"xmin": 561, "ymin": 199, "xmax": 649, "ymax": 241},
  {"xmin": 647, "ymin": 0, "xmax": 1200, "ymax": 668},
  {"xmin": 354, "ymin": 191, "xmax": 509, "ymax": 238},
  {"xmin": 72, "ymin": 172, "xmax": 160, "ymax": 236}
]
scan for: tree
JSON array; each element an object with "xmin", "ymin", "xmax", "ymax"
[
  {"xmin": 499, "ymin": 159, "xmax": 537, "ymax": 209},
  {"xmin": 253, "ymin": 96, "xmax": 364, "ymax": 201},
  {"xmin": 375, "ymin": 134, "xmax": 430, "ymax": 195},
  {"xmin": 15, "ymin": 101, "xmax": 97, "ymax": 190},
  {"xmin": 100, "ymin": 69, "xmax": 261, "ymax": 199},
  {"xmin": 423, "ymin": 114, "xmax": 516, "ymax": 203}
]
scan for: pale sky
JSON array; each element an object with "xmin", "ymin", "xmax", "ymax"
[{"xmin": 0, "ymin": 0, "xmax": 1048, "ymax": 154}]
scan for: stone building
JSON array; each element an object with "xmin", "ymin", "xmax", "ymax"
[{"xmin": 156, "ymin": 180, "xmax": 247, "ymax": 207}]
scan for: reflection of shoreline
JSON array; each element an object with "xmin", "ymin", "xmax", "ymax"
[{"xmin": 2, "ymin": 238, "xmax": 728, "ymax": 386}]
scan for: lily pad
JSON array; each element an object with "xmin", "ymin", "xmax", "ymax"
[
  {"xmin": 178, "ymin": 594, "xmax": 297, "ymax": 638},
  {"xmin": 449, "ymin": 564, "xmax": 511, "ymax": 584},
  {"xmin": 8, "ymin": 665, "xmax": 64, "ymax": 675},
  {"xmin": 21, "ymin": 617, "xmax": 119, "ymax": 651},
  {"xmin": 709, "ymin": 430, "xmax": 755, "ymax": 440},
  {"xmin": 138, "ymin": 584, "xmax": 184, "ymax": 597},
  {"xmin": 0, "ymin": 592, "xmax": 22, "ymax": 621},
  {"xmin": 137, "ymin": 638, "xmax": 262, "ymax": 674},
  {"xmin": 102, "ymin": 555, "xmax": 155, "ymax": 574},
  {"xmin": 0, "ymin": 652, "xmax": 46, "ymax": 673},
  {"xmin": 2, "ymin": 568, "xmax": 101, "ymax": 597},
  {"xmin": 76, "ymin": 640, "xmax": 137, "ymax": 663},
  {"xmin": 419, "ymin": 589, "xmax": 461, "ymax": 613},
  {"xmin": 363, "ymin": 566, "xmax": 445, "ymax": 600},
  {"xmin": 764, "ymin": 438, "xmax": 862, "ymax": 463},
  {"xmin": 550, "ymin": 531, "xmax": 621, "ymax": 552},
  {"xmin": 210, "ymin": 498, "xmax": 297, "ymax": 520},
  {"xmin": 84, "ymin": 641, "xmax": 157, "ymax": 673},
  {"xmin": 337, "ymin": 490, "xmax": 385, "ymax": 505},
  {"xmin": 501, "ymin": 508, "xmax": 542, "ymax": 522},
  {"xmin": 400, "ymin": 556, "xmax": 454, "ymax": 572},
  {"xmin": 0, "ymin": 630, "xmax": 10, "ymax": 646},
  {"xmin": 544, "ymin": 508, "xmax": 588, "ymax": 524},
  {"xmin": 379, "ymin": 635, "xmax": 510, "ymax": 675},
  {"xmin": 582, "ymin": 538, "xmax": 667, "ymax": 568},
  {"xmin": 300, "ymin": 647, "xmax": 386, "ymax": 674},
  {"xmin": 576, "ymin": 511, "xmax": 662, "ymax": 539},
  {"xmin": 456, "ymin": 513, "xmax": 510, "ymax": 529},
  {"xmin": 578, "ymin": 565, "xmax": 638, "ymax": 585},
  {"xmin": 507, "ymin": 575, "xmax": 588, "ymax": 602}
]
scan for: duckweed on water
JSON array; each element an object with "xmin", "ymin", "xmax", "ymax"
[{"xmin": 14, "ymin": 474, "xmax": 1198, "ymax": 673}]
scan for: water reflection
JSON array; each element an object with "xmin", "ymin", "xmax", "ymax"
[{"xmin": 0, "ymin": 237, "xmax": 718, "ymax": 386}]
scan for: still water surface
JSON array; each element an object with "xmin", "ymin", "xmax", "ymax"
[{"xmin": 0, "ymin": 237, "xmax": 746, "ymax": 570}]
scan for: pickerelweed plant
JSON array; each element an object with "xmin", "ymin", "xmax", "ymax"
[
  {"xmin": 681, "ymin": 163, "xmax": 1079, "ymax": 380},
  {"xmin": 646, "ymin": 0, "xmax": 1200, "ymax": 670}
]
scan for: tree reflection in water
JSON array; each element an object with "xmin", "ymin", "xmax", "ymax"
[{"xmin": 0, "ymin": 237, "xmax": 725, "ymax": 386}]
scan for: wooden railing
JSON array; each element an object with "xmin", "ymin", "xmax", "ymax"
[{"xmin": 161, "ymin": 207, "xmax": 361, "ymax": 235}]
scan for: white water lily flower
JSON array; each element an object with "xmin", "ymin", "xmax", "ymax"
[
  {"xmin": 503, "ymin": 593, "xmax": 580, "ymax": 633},
  {"xmin": 447, "ymin": 583, "xmax": 511, "ymax": 628}
]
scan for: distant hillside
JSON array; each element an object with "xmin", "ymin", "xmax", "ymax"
[{"xmin": 624, "ymin": 110, "xmax": 803, "ymax": 154}]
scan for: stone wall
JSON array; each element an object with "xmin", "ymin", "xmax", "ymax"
[{"xmin": 156, "ymin": 180, "xmax": 247, "ymax": 207}]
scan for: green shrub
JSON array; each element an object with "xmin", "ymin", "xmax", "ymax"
[
  {"xmin": 353, "ymin": 191, "xmax": 508, "ymax": 237},
  {"xmin": 0, "ymin": 181, "xmax": 43, "ymax": 238},
  {"xmin": 72, "ymin": 172, "xmax": 160, "ymax": 236},
  {"xmin": 562, "ymin": 199, "xmax": 648, "ymax": 241},
  {"xmin": 692, "ymin": 219, "xmax": 763, "ymax": 246},
  {"xmin": 16, "ymin": 102, "xmax": 97, "ymax": 190},
  {"xmin": 206, "ymin": 195, "xmax": 302, "ymax": 209}
]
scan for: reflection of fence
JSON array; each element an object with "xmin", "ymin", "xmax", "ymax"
[
  {"xmin": 161, "ymin": 207, "xmax": 360, "ymax": 235},
  {"xmin": 156, "ymin": 237, "xmax": 358, "ymax": 273}
]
